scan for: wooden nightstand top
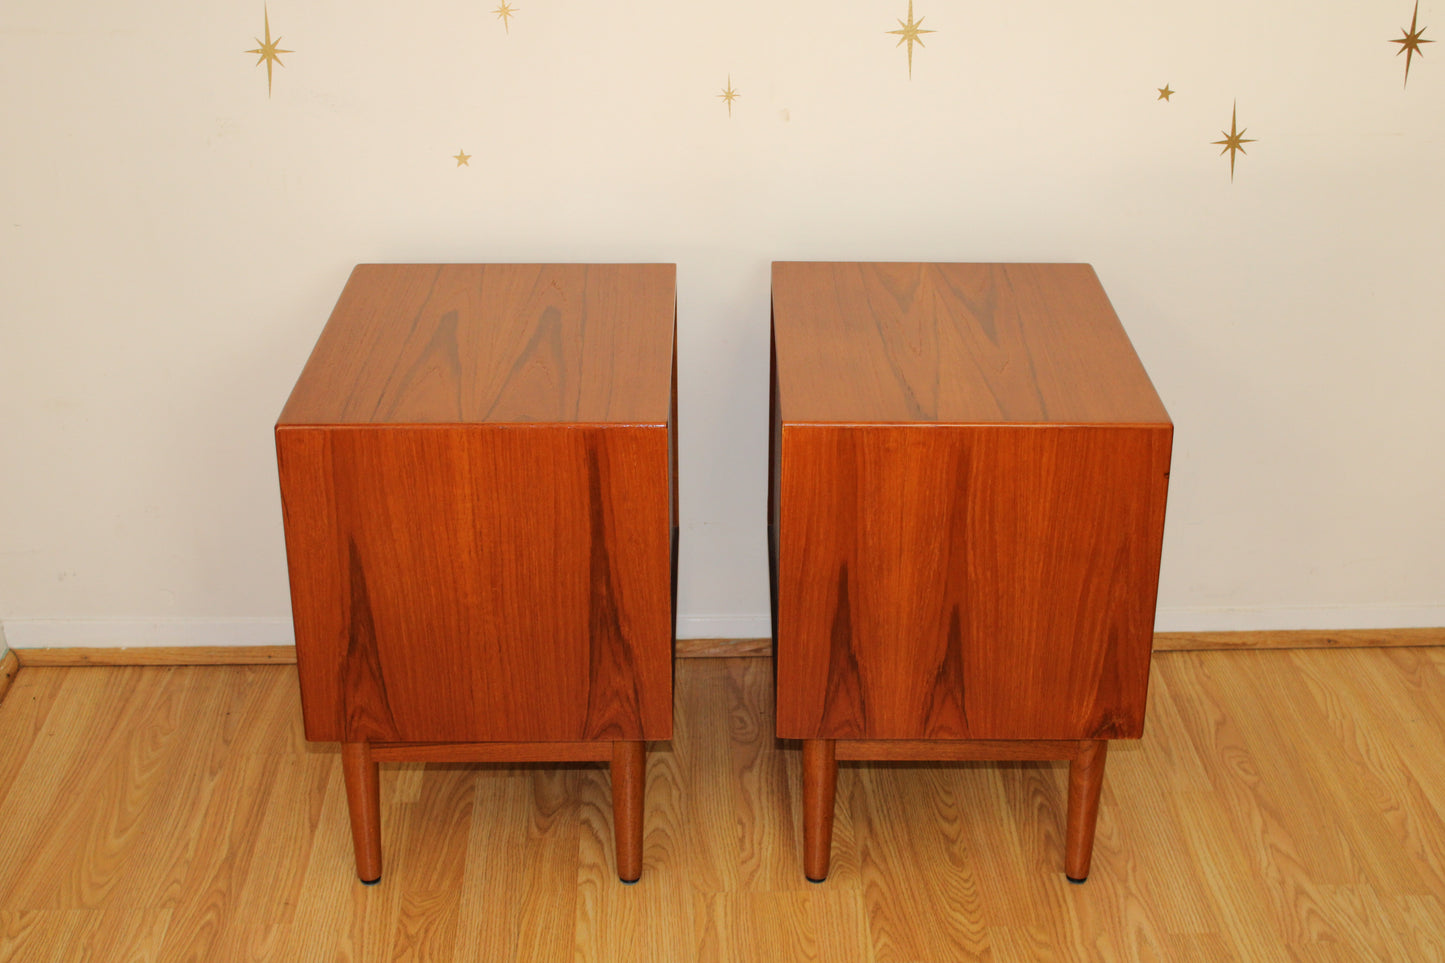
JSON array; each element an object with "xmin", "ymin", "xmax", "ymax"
[
  {"xmin": 771, "ymin": 262, "xmax": 1170, "ymax": 426},
  {"xmin": 279, "ymin": 263, "xmax": 676, "ymax": 426}
]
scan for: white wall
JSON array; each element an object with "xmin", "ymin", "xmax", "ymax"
[{"xmin": 2, "ymin": 0, "xmax": 1442, "ymax": 647}]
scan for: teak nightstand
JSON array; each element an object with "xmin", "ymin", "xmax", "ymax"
[
  {"xmin": 276, "ymin": 263, "xmax": 677, "ymax": 884},
  {"xmin": 768, "ymin": 262, "xmax": 1172, "ymax": 882}
]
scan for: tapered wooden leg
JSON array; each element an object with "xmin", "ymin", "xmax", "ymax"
[
  {"xmin": 341, "ymin": 741, "xmax": 383, "ymax": 884},
  {"xmin": 611, "ymin": 741, "xmax": 646, "ymax": 883},
  {"xmin": 802, "ymin": 739, "xmax": 837, "ymax": 882},
  {"xmin": 1065, "ymin": 739, "xmax": 1108, "ymax": 882}
]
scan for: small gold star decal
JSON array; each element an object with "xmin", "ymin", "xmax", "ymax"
[
  {"xmin": 453, "ymin": 149, "xmax": 472, "ymax": 167},
  {"xmin": 246, "ymin": 6, "xmax": 292, "ymax": 98},
  {"xmin": 494, "ymin": 2, "xmax": 517, "ymax": 34},
  {"xmin": 1212, "ymin": 101, "xmax": 1256, "ymax": 182},
  {"xmin": 887, "ymin": 1, "xmax": 935, "ymax": 80},
  {"xmin": 719, "ymin": 76, "xmax": 739, "ymax": 118},
  {"xmin": 1157, "ymin": 84, "xmax": 1175, "ymax": 101},
  {"xmin": 1392, "ymin": 0, "xmax": 1433, "ymax": 87}
]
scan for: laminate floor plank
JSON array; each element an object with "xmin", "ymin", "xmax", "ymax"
[
  {"xmin": 0, "ymin": 911, "xmax": 81, "ymax": 963},
  {"xmin": 850, "ymin": 764, "xmax": 994, "ymax": 962},
  {"xmin": 0, "ymin": 652, "xmax": 1443, "ymax": 961},
  {"xmin": 385, "ymin": 765, "xmax": 475, "ymax": 962},
  {"xmin": 457, "ymin": 768, "xmax": 580, "ymax": 963},
  {"xmin": 0, "ymin": 669, "xmax": 236, "ymax": 912},
  {"xmin": 0, "ymin": 671, "xmax": 150, "ymax": 904},
  {"xmin": 722, "ymin": 660, "xmax": 804, "ymax": 893},
  {"xmin": 1287, "ymin": 653, "xmax": 1445, "ymax": 897},
  {"xmin": 1104, "ymin": 745, "xmax": 1222, "ymax": 938}
]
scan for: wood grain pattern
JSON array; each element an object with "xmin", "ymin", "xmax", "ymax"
[
  {"xmin": 775, "ymin": 424, "xmax": 1171, "ymax": 741},
  {"xmin": 3, "ymin": 653, "xmax": 1445, "ymax": 960},
  {"xmin": 769, "ymin": 262, "xmax": 1169, "ymax": 425},
  {"xmin": 278, "ymin": 425, "xmax": 672, "ymax": 743},
  {"xmin": 278, "ymin": 264, "xmax": 676, "ymax": 426},
  {"xmin": 771, "ymin": 262, "xmax": 1172, "ymax": 748},
  {"xmin": 276, "ymin": 263, "xmax": 676, "ymax": 747}
]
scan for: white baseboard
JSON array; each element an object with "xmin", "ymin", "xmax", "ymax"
[{"xmin": 1, "ymin": 605, "xmax": 1440, "ymax": 649}]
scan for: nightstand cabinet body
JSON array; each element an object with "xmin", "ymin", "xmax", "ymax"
[
  {"xmin": 277, "ymin": 263, "xmax": 677, "ymax": 883},
  {"xmin": 769, "ymin": 261, "xmax": 1171, "ymax": 881}
]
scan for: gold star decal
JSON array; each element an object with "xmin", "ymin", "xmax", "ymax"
[
  {"xmin": 1157, "ymin": 84, "xmax": 1175, "ymax": 101},
  {"xmin": 887, "ymin": 1, "xmax": 935, "ymax": 80},
  {"xmin": 1212, "ymin": 101, "xmax": 1256, "ymax": 182},
  {"xmin": 719, "ymin": 76, "xmax": 739, "ymax": 118},
  {"xmin": 1392, "ymin": 0, "xmax": 1433, "ymax": 87},
  {"xmin": 494, "ymin": 2, "xmax": 517, "ymax": 34},
  {"xmin": 246, "ymin": 6, "xmax": 292, "ymax": 98},
  {"xmin": 453, "ymin": 149, "xmax": 472, "ymax": 167}
]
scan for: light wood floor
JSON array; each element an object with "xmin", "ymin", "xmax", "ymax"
[{"xmin": 0, "ymin": 650, "xmax": 1442, "ymax": 962}]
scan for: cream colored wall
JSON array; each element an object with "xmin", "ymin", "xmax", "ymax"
[{"xmin": 1, "ymin": 1, "xmax": 1442, "ymax": 646}]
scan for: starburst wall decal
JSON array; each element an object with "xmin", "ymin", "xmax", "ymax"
[
  {"xmin": 246, "ymin": 6, "xmax": 292, "ymax": 97},
  {"xmin": 1392, "ymin": 0, "xmax": 1433, "ymax": 87},
  {"xmin": 494, "ymin": 2, "xmax": 517, "ymax": 34},
  {"xmin": 719, "ymin": 76, "xmax": 739, "ymax": 118},
  {"xmin": 232, "ymin": 6, "xmax": 1424, "ymax": 181},
  {"xmin": 1212, "ymin": 101, "xmax": 1256, "ymax": 181},
  {"xmin": 888, "ymin": 1, "xmax": 935, "ymax": 79}
]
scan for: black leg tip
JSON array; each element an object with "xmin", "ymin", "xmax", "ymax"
[
  {"xmin": 360, "ymin": 876, "xmax": 381, "ymax": 886},
  {"xmin": 619, "ymin": 875, "xmax": 640, "ymax": 885},
  {"xmin": 806, "ymin": 876, "xmax": 827, "ymax": 884},
  {"xmin": 1066, "ymin": 875, "xmax": 1088, "ymax": 885}
]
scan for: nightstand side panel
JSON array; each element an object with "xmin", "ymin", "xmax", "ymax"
[
  {"xmin": 277, "ymin": 424, "xmax": 673, "ymax": 744},
  {"xmin": 776, "ymin": 423, "xmax": 1172, "ymax": 741}
]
